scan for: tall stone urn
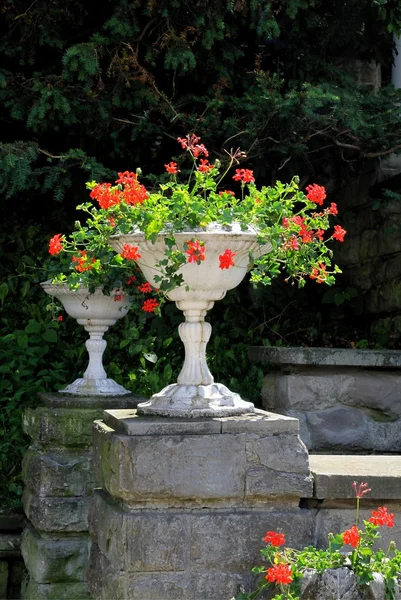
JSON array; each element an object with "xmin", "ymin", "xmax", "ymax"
[
  {"xmin": 109, "ymin": 223, "xmax": 271, "ymax": 417},
  {"xmin": 41, "ymin": 282, "xmax": 131, "ymax": 395}
]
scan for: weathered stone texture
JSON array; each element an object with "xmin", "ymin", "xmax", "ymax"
[
  {"xmin": 0, "ymin": 561, "xmax": 8, "ymax": 599},
  {"xmin": 21, "ymin": 579, "xmax": 91, "ymax": 599},
  {"xmin": 300, "ymin": 568, "xmax": 396, "ymax": 600},
  {"xmin": 21, "ymin": 526, "xmax": 90, "ymax": 583},
  {"xmin": 23, "ymin": 407, "xmax": 102, "ymax": 447},
  {"xmin": 94, "ymin": 413, "xmax": 312, "ymax": 505},
  {"xmin": 23, "ymin": 490, "xmax": 88, "ymax": 533}
]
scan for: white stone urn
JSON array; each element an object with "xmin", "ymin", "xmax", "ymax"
[
  {"xmin": 109, "ymin": 224, "xmax": 271, "ymax": 417},
  {"xmin": 41, "ymin": 282, "xmax": 131, "ymax": 396}
]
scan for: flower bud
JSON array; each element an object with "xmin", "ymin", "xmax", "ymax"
[
  {"xmin": 214, "ymin": 159, "xmax": 221, "ymax": 169},
  {"xmin": 136, "ymin": 167, "xmax": 142, "ymax": 177},
  {"xmin": 293, "ymin": 175, "xmax": 300, "ymax": 185},
  {"xmin": 74, "ymin": 221, "xmax": 81, "ymax": 229}
]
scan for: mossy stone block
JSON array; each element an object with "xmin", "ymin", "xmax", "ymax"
[{"xmin": 23, "ymin": 407, "xmax": 102, "ymax": 447}]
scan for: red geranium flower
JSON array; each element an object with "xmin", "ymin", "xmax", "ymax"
[
  {"xmin": 310, "ymin": 263, "xmax": 327, "ymax": 284},
  {"xmin": 219, "ymin": 190, "xmax": 235, "ymax": 196},
  {"xmin": 192, "ymin": 143, "xmax": 209, "ymax": 158},
  {"xmin": 165, "ymin": 162, "xmax": 179, "ymax": 174},
  {"xmin": 332, "ymin": 225, "xmax": 346, "ymax": 242},
  {"xmin": 57, "ymin": 315, "xmax": 63, "ymax": 322},
  {"xmin": 305, "ymin": 183, "xmax": 326, "ymax": 206},
  {"xmin": 198, "ymin": 159, "xmax": 214, "ymax": 173},
  {"xmin": 263, "ymin": 531, "xmax": 286, "ymax": 547},
  {"xmin": 328, "ymin": 202, "xmax": 338, "ymax": 215},
  {"xmin": 219, "ymin": 249, "xmax": 236, "ymax": 270},
  {"xmin": 369, "ymin": 507, "xmax": 395, "ymax": 528},
  {"xmin": 126, "ymin": 276, "xmax": 136, "ymax": 285},
  {"xmin": 114, "ymin": 290, "xmax": 124, "ymax": 302},
  {"xmin": 142, "ymin": 298, "xmax": 159, "ymax": 313},
  {"xmin": 90, "ymin": 183, "xmax": 120, "ymax": 209},
  {"xmin": 352, "ymin": 482, "xmax": 371, "ymax": 499},
  {"xmin": 265, "ymin": 564, "xmax": 292, "ymax": 585},
  {"xmin": 49, "ymin": 234, "xmax": 64, "ymax": 255},
  {"xmin": 137, "ymin": 282, "xmax": 153, "ymax": 293},
  {"xmin": 232, "ymin": 168, "xmax": 255, "ymax": 184},
  {"xmin": 72, "ymin": 251, "xmax": 96, "ymax": 273},
  {"xmin": 121, "ymin": 244, "xmax": 141, "ymax": 261},
  {"xmin": 186, "ymin": 240, "xmax": 206, "ymax": 264},
  {"xmin": 342, "ymin": 525, "xmax": 360, "ymax": 548}
]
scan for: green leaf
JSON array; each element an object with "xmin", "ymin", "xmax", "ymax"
[
  {"xmin": 25, "ymin": 320, "xmax": 41, "ymax": 334},
  {"xmin": 42, "ymin": 329, "xmax": 58, "ymax": 343},
  {"xmin": 0, "ymin": 282, "xmax": 8, "ymax": 306}
]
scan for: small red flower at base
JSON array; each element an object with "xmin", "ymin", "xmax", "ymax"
[
  {"xmin": 219, "ymin": 190, "xmax": 235, "ymax": 196},
  {"xmin": 57, "ymin": 315, "xmax": 63, "ymax": 322},
  {"xmin": 72, "ymin": 251, "xmax": 96, "ymax": 273},
  {"xmin": 121, "ymin": 244, "xmax": 142, "ymax": 261},
  {"xmin": 305, "ymin": 183, "xmax": 327, "ymax": 206},
  {"xmin": 114, "ymin": 290, "xmax": 124, "ymax": 302},
  {"xmin": 126, "ymin": 276, "xmax": 137, "ymax": 285},
  {"xmin": 232, "ymin": 168, "xmax": 255, "ymax": 184},
  {"xmin": 137, "ymin": 282, "xmax": 152, "ymax": 294},
  {"xmin": 219, "ymin": 249, "xmax": 236, "ymax": 270},
  {"xmin": 342, "ymin": 525, "xmax": 360, "ymax": 548},
  {"xmin": 328, "ymin": 202, "xmax": 338, "ymax": 215},
  {"xmin": 332, "ymin": 225, "xmax": 346, "ymax": 242},
  {"xmin": 263, "ymin": 531, "xmax": 286, "ymax": 547},
  {"xmin": 265, "ymin": 564, "xmax": 293, "ymax": 585},
  {"xmin": 310, "ymin": 263, "xmax": 327, "ymax": 284},
  {"xmin": 369, "ymin": 507, "xmax": 395, "ymax": 528},
  {"xmin": 165, "ymin": 162, "xmax": 179, "ymax": 174},
  {"xmin": 49, "ymin": 234, "xmax": 64, "ymax": 255},
  {"xmin": 142, "ymin": 298, "xmax": 159, "ymax": 313},
  {"xmin": 186, "ymin": 240, "xmax": 206, "ymax": 264}
]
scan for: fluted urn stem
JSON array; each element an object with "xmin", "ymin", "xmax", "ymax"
[
  {"xmin": 177, "ymin": 302, "xmax": 214, "ymax": 386},
  {"xmin": 82, "ymin": 324, "xmax": 109, "ymax": 381}
]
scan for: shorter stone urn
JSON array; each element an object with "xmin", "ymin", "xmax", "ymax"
[
  {"xmin": 41, "ymin": 282, "xmax": 131, "ymax": 396},
  {"xmin": 109, "ymin": 224, "xmax": 271, "ymax": 417}
]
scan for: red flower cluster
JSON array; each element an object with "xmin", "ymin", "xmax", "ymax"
[
  {"xmin": 90, "ymin": 172, "xmax": 148, "ymax": 209},
  {"xmin": 232, "ymin": 169, "xmax": 255, "ymax": 184},
  {"xmin": 328, "ymin": 202, "xmax": 338, "ymax": 215},
  {"xmin": 198, "ymin": 159, "xmax": 214, "ymax": 173},
  {"xmin": 142, "ymin": 298, "xmax": 159, "ymax": 313},
  {"xmin": 126, "ymin": 275, "xmax": 136, "ymax": 285},
  {"xmin": 310, "ymin": 263, "xmax": 327, "ymax": 283},
  {"xmin": 342, "ymin": 525, "xmax": 360, "ymax": 548},
  {"xmin": 113, "ymin": 290, "xmax": 124, "ymax": 302},
  {"xmin": 265, "ymin": 564, "xmax": 293, "ymax": 585},
  {"xmin": 218, "ymin": 190, "xmax": 235, "ymax": 197},
  {"xmin": 263, "ymin": 531, "xmax": 286, "ymax": 547},
  {"xmin": 49, "ymin": 234, "xmax": 64, "ymax": 255},
  {"xmin": 121, "ymin": 244, "xmax": 141, "ymax": 261},
  {"xmin": 72, "ymin": 251, "xmax": 96, "ymax": 273},
  {"xmin": 332, "ymin": 225, "xmax": 346, "ymax": 242},
  {"xmin": 137, "ymin": 282, "xmax": 153, "ymax": 293},
  {"xmin": 219, "ymin": 249, "xmax": 236, "ymax": 270},
  {"xmin": 369, "ymin": 507, "xmax": 395, "ymax": 528},
  {"xmin": 57, "ymin": 315, "xmax": 63, "ymax": 322},
  {"xmin": 306, "ymin": 183, "xmax": 327, "ymax": 206},
  {"xmin": 165, "ymin": 162, "xmax": 179, "ymax": 174},
  {"xmin": 186, "ymin": 240, "xmax": 206, "ymax": 264}
]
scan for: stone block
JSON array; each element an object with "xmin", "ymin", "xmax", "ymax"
[
  {"xmin": 21, "ymin": 579, "xmax": 91, "ymax": 600},
  {"xmin": 245, "ymin": 434, "xmax": 313, "ymax": 499},
  {"xmin": 23, "ymin": 490, "xmax": 88, "ymax": 532},
  {"xmin": 94, "ymin": 411, "xmax": 310, "ymax": 506},
  {"xmin": 89, "ymin": 544, "xmax": 254, "ymax": 600},
  {"xmin": 21, "ymin": 526, "xmax": 90, "ymax": 584},
  {"xmin": 40, "ymin": 392, "xmax": 143, "ymax": 410},
  {"xmin": 310, "ymin": 455, "xmax": 401, "ymax": 500},
  {"xmin": 23, "ymin": 407, "xmax": 101, "ymax": 447},
  {"xmin": 306, "ymin": 406, "xmax": 372, "ymax": 452},
  {"xmin": 23, "ymin": 448, "xmax": 92, "ymax": 497},
  {"xmin": 94, "ymin": 423, "xmax": 247, "ymax": 505},
  {"xmin": 0, "ymin": 561, "xmax": 8, "ymax": 600},
  {"xmin": 90, "ymin": 491, "xmax": 313, "ymax": 577},
  {"xmin": 300, "ymin": 568, "xmax": 391, "ymax": 600},
  {"xmin": 90, "ymin": 493, "xmax": 188, "ymax": 573}
]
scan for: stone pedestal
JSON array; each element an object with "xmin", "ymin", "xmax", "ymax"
[
  {"xmin": 88, "ymin": 409, "xmax": 313, "ymax": 600},
  {"xmin": 21, "ymin": 392, "xmax": 141, "ymax": 600}
]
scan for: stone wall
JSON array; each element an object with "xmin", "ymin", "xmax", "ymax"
[
  {"xmin": 20, "ymin": 392, "xmax": 140, "ymax": 600},
  {"xmin": 87, "ymin": 408, "xmax": 401, "ymax": 599},
  {"xmin": 250, "ymin": 346, "xmax": 401, "ymax": 452}
]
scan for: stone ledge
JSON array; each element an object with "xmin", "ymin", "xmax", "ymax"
[
  {"xmin": 249, "ymin": 346, "xmax": 401, "ymax": 368},
  {"xmin": 310, "ymin": 455, "xmax": 401, "ymax": 499},
  {"xmin": 0, "ymin": 533, "xmax": 21, "ymax": 558},
  {"xmin": 103, "ymin": 408, "xmax": 299, "ymax": 436},
  {"xmin": 39, "ymin": 392, "xmax": 143, "ymax": 409}
]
